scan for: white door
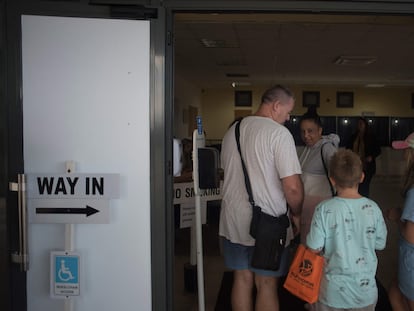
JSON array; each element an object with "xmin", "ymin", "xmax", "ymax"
[{"xmin": 21, "ymin": 15, "xmax": 152, "ymax": 311}]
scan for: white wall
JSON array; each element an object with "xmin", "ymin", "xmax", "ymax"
[{"xmin": 22, "ymin": 15, "xmax": 151, "ymax": 311}]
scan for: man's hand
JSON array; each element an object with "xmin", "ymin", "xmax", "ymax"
[{"xmin": 290, "ymin": 213, "xmax": 301, "ymax": 236}]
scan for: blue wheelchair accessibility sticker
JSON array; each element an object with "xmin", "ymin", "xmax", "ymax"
[
  {"xmin": 55, "ymin": 255, "xmax": 79, "ymax": 284},
  {"xmin": 51, "ymin": 251, "xmax": 80, "ymax": 298}
]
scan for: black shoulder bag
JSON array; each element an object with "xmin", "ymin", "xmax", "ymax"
[{"xmin": 235, "ymin": 120, "xmax": 290, "ymax": 271}]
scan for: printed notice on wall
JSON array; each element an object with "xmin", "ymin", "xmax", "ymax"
[{"xmin": 179, "ymin": 202, "xmax": 207, "ymax": 229}]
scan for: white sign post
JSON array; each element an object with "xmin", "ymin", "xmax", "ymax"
[{"xmin": 192, "ymin": 116, "xmax": 206, "ymax": 311}]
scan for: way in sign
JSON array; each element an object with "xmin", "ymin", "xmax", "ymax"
[
  {"xmin": 28, "ymin": 199, "xmax": 110, "ymax": 224},
  {"xmin": 26, "ymin": 173, "xmax": 120, "ymax": 199},
  {"xmin": 37, "ymin": 176, "xmax": 104, "ymax": 196},
  {"xmin": 36, "ymin": 205, "xmax": 99, "ymax": 217}
]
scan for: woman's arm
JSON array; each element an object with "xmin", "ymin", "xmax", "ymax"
[
  {"xmin": 387, "ymin": 206, "xmax": 414, "ymax": 244},
  {"xmin": 402, "ymin": 220, "xmax": 414, "ymax": 244}
]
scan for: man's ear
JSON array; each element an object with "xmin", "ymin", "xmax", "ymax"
[
  {"xmin": 329, "ymin": 176, "xmax": 336, "ymax": 187},
  {"xmin": 272, "ymin": 100, "xmax": 280, "ymax": 112}
]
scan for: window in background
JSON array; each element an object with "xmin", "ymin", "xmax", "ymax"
[
  {"xmin": 302, "ymin": 91, "xmax": 320, "ymax": 107},
  {"xmin": 336, "ymin": 92, "xmax": 354, "ymax": 108},
  {"xmin": 234, "ymin": 90, "xmax": 252, "ymax": 107}
]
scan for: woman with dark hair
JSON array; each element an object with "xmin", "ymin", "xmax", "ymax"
[
  {"xmin": 346, "ymin": 117, "xmax": 381, "ymax": 197},
  {"xmin": 299, "ymin": 107, "xmax": 339, "ymax": 244}
]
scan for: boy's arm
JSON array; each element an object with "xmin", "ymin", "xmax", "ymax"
[
  {"xmin": 375, "ymin": 211, "xmax": 387, "ymax": 250},
  {"xmin": 306, "ymin": 205, "xmax": 325, "ymax": 251}
]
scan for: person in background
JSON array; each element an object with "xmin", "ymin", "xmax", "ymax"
[
  {"xmin": 173, "ymin": 138, "xmax": 193, "ymax": 183},
  {"xmin": 219, "ymin": 85, "xmax": 303, "ymax": 311},
  {"xmin": 387, "ymin": 132, "xmax": 414, "ymax": 311},
  {"xmin": 346, "ymin": 117, "xmax": 381, "ymax": 197},
  {"xmin": 299, "ymin": 106, "xmax": 339, "ymax": 244},
  {"xmin": 307, "ymin": 149, "xmax": 387, "ymax": 311}
]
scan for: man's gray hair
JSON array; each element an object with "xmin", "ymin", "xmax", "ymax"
[{"xmin": 261, "ymin": 85, "xmax": 293, "ymax": 104}]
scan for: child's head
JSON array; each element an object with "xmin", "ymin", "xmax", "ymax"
[{"xmin": 329, "ymin": 149, "xmax": 363, "ymax": 189}]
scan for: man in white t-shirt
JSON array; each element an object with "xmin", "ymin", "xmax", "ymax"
[{"xmin": 219, "ymin": 85, "xmax": 303, "ymax": 311}]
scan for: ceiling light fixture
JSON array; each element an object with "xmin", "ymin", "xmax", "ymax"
[
  {"xmin": 231, "ymin": 82, "xmax": 251, "ymax": 88},
  {"xmin": 334, "ymin": 55, "xmax": 377, "ymax": 66},
  {"xmin": 365, "ymin": 83, "xmax": 385, "ymax": 88},
  {"xmin": 200, "ymin": 38, "xmax": 238, "ymax": 48}
]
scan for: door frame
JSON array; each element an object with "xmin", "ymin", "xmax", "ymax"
[{"xmin": 163, "ymin": 1, "xmax": 414, "ymax": 310}]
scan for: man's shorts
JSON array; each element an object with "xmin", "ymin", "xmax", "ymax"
[{"xmin": 221, "ymin": 237, "xmax": 291, "ymax": 277}]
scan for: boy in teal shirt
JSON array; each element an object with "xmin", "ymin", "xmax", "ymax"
[{"xmin": 307, "ymin": 149, "xmax": 387, "ymax": 310}]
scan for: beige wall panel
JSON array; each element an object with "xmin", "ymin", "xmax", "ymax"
[{"xmin": 200, "ymin": 85, "xmax": 414, "ymax": 140}]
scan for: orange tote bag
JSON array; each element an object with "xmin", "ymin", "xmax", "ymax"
[{"xmin": 283, "ymin": 244, "xmax": 324, "ymax": 304}]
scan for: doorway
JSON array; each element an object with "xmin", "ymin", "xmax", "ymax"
[{"xmin": 172, "ymin": 9, "xmax": 414, "ymax": 310}]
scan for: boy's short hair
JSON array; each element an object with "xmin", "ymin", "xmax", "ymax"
[{"xmin": 329, "ymin": 149, "xmax": 363, "ymax": 188}]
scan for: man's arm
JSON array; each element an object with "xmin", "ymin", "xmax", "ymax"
[{"xmin": 282, "ymin": 174, "xmax": 303, "ymax": 216}]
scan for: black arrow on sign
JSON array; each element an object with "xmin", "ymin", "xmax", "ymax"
[{"xmin": 36, "ymin": 205, "xmax": 99, "ymax": 217}]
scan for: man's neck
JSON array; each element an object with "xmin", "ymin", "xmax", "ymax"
[{"xmin": 255, "ymin": 101, "xmax": 277, "ymax": 117}]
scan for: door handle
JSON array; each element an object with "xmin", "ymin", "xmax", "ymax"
[{"xmin": 9, "ymin": 174, "xmax": 29, "ymax": 271}]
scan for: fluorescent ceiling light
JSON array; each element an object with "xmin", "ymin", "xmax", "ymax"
[
  {"xmin": 200, "ymin": 38, "xmax": 238, "ymax": 48},
  {"xmin": 334, "ymin": 56, "xmax": 377, "ymax": 66},
  {"xmin": 365, "ymin": 83, "xmax": 385, "ymax": 88},
  {"xmin": 231, "ymin": 82, "xmax": 251, "ymax": 87}
]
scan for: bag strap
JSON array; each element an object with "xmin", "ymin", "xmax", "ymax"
[
  {"xmin": 321, "ymin": 143, "xmax": 336, "ymax": 196},
  {"xmin": 235, "ymin": 120, "xmax": 255, "ymax": 207}
]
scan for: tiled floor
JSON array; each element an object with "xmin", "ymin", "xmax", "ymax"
[{"xmin": 174, "ymin": 175, "xmax": 403, "ymax": 310}]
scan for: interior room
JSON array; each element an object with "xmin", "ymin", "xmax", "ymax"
[{"xmin": 172, "ymin": 11, "xmax": 414, "ymax": 310}]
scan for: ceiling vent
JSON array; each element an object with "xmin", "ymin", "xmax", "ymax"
[
  {"xmin": 334, "ymin": 56, "xmax": 377, "ymax": 66},
  {"xmin": 226, "ymin": 73, "xmax": 249, "ymax": 78}
]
